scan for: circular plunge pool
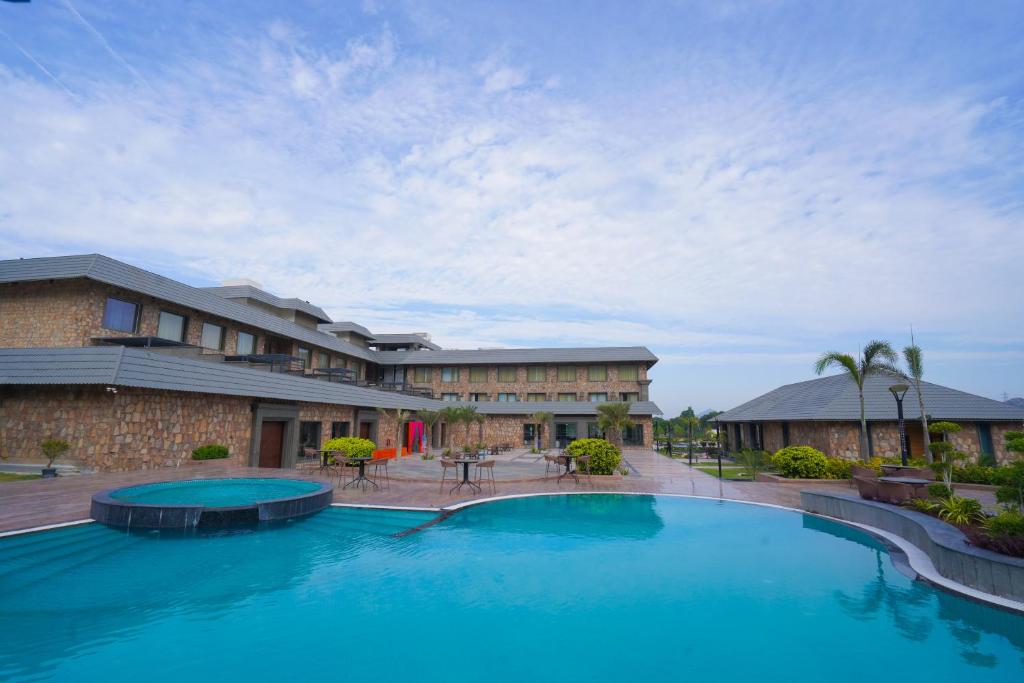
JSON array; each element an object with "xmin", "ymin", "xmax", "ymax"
[{"xmin": 90, "ymin": 478, "xmax": 333, "ymax": 530}]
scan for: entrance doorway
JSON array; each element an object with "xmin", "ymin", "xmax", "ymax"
[
  {"xmin": 359, "ymin": 421, "xmax": 373, "ymax": 439},
  {"xmin": 259, "ymin": 421, "xmax": 285, "ymax": 468}
]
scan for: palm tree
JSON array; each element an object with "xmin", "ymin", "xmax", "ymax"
[
  {"xmin": 814, "ymin": 340, "xmax": 899, "ymax": 462},
  {"xmin": 530, "ymin": 411, "xmax": 554, "ymax": 450},
  {"xmin": 438, "ymin": 406, "xmax": 461, "ymax": 448},
  {"xmin": 417, "ymin": 409, "xmax": 441, "ymax": 456},
  {"xmin": 902, "ymin": 337, "xmax": 932, "ymax": 463},
  {"xmin": 597, "ymin": 401, "xmax": 633, "ymax": 449},
  {"xmin": 376, "ymin": 407, "xmax": 411, "ymax": 454},
  {"xmin": 473, "ymin": 410, "xmax": 486, "ymax": 446}
]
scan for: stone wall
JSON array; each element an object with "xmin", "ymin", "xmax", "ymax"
[
  {"xmin": 0, "ymin": 385, "xmax": 252, "ymax": 471},
  {"xmin": 298, "ymin": 404, "xmax": 356, "ymax": 447},
  {"xmin": 407, "ymin": 363, "xmax": 649, "ymax": 402}
]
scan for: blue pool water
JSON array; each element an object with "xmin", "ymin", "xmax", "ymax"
[
  {"xmin": 109, "ymin": 478, "xmax": 323, "ymax": 507},
  {"xmin": 0, "ymin": 495, "xmax": 1021, "ymax": 682}
]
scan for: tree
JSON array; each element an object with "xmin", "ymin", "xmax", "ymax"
[
  {"xmin": 376, "ymin": 408, "xmax": 410, "ymax": 454},
  {"xmin": 438, "ymin": 406, "xmax": 461, "ymax": 448},
  {"xmin": 597, "ymin": 401, "xmax": 633, "ymax": 449},
  {"xmin": 416, "ymin": 410, "xmax": 441, "ymax": 455},
  {"xmin": 530, "ymin": 411, "xmax": 554, "ymax": 450},
  {"xmin": 814, "ymin": 340, "xmax": 899, "ymax": 462},
  {"xmin": 928, "ymin": 421, "xmax": 965, "ymax": 492},
  {"xmin": 902, "ymin": 337, "xmax": 932, "ymax": 463}
]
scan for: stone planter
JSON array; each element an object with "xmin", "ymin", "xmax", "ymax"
[{"xmin": 41, "ymin": 467, "xmax": 58, "ymax": 479}]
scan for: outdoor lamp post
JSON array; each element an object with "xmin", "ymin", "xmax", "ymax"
[{"xmin": 889, "ymin": 383, "xmax": 910, "ymax": 466}]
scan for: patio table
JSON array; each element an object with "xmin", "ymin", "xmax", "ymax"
[
  {"xmin": 343, "ymin": 456, "xmax": 377, "ymax": 491},
  {"xmin": 557, "ymin": 453, "xmax": 578, "ymax": 483},
  {"xmin": 878, "ymin": 476, "xmax": 931, "ymax": 499},
  {"xmin": 451, "ymin": 457, "xmax": 481, "ymax": 494}
]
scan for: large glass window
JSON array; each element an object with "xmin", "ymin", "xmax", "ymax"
[
  {"xmin": 200, "ymin": 322, "xmax": 225, "ymax": 350},
  {"xmin": 316, "ymin": 352, "xmax": 330, "ymax": 369},
  {"xmin": 468, "ymin": 393, "xmax": 489, "ymax": 402},
  {"xmin": 469, "ymin": 367, "xmax": 488, "ymax": 383},
  {"xmin": 414, "ymin": 367, "xmax": 432, "ymax": 383},
  {"xmin": 441, "ymin": 367, "xmax": 459, "ymax": 383},
  {"xmin": 587, "ymin": 365, "xmax": 607, "ymax": 381},
  {"xmin": 497, "ymin": 367, "xmax": 517, "ymax": 382},
  {"xmin": 157, "ymin": 310, "xmax": 187, "ymax": 342},
  {"xmin": 236, "ymin": 331, "xmax": 256, "ymax": 355},
  {"xmin": 557, "ymin": 365, "xmax": 576, "ymax": 382},
  {"xmin": 527, "ymin": 393, "xmax": 546, "ymax": 402},
  {"xmin": 527, "ymin": 366, "xmax": 546, "ymax": 382},
  {"xmin": 618, "ymin": 365, "xmax": 639, "ymax": 381},
  {"xmin": 588, "ymin": 392, "xmax": 608, "ymax": 402},
  {"xmin": 497, "ymin": 393, "xmax": 518, "ymax": 402},
  {"xmin": 620, "ymin": 392, "xmax": 640, "ymax": 402},
  {"xmin": 523, "ymin": 424, "xmax": 537, "ymax": 445},
  {"xmin": 441, "ymin": 393, "xmax": 460, "ymax": 401},
  {"xmin": 299, "ymin": 421, "xmax": 322, "ymax": 451},
  {"xmin": 297, "ymin": 347, "xmax": 311, "ymax": 369},
  {"xmin": 587, "ymin": 422, "xmax": 603, "ymax": 438},
  {"xmin": 623, "ymin": 423, "xmax": 645, "ymax": 446},
  {"xmin": 101, "ymin": 297, "xmax": 139, "ymax": 333},
  {"xmin": 558, "ymin": 393, "xmax": 576, "ymax": 401},
  {"xmin": 331, "ymin": 421, "xmax": 350, "ymax": 438}
]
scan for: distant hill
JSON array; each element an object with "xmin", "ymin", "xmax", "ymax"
[{"xmin": 1007, "ymin": 397, "xmax": 1024, "ymax": 408}]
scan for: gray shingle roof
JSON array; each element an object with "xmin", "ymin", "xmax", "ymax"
[
  {"xmin": 375, "ymin": 346, "xmax": 658, "ymax": 366},
  {"xmin": 370, "ymin": 334, "xmax": 442, "ymax": 350},
  {"xmin": 318, "ymin": 322, "xmax": 375, "ymax": 339},
  {"xmin": 0, "ymin": 255, "xmax": 376, "ymax": 362},
  {"xmin": 0, "ymin": 347, "xmax": 436, "ymax": 410},
  {"xmin": 201, "ymin": 285, "xmax": 332, "ymax": 323},
  {"xmin": 468, "ymin": 400, "xmax": 662, "ymax": 416},
  {"xmin": 715, "ymin": 372, "xmax": 1024, "ymax": 423}
]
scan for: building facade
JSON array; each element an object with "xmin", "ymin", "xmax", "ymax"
[
  {"xmin": 0, "ymin": 255, "xmax": 659, "ymax": 471},
  {"xmin": 716, "ymin": 373, "xmax": 1024, "ymax": 463}
]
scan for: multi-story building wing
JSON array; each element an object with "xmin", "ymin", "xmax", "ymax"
[{"xmin": 0, "ymin": 254, "xmax": 660, "ymax": 471}]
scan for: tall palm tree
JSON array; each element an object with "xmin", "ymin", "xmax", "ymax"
[
  {"xmin": 376, "ymin": 407, "xmax": 411, "ymax": 454},
  {"xmin": 473, "ymin": 410, "xmax": 486, "ymax": 445},
  {"xmin": 530, "ymin": 411, "xmax": 554, "ymax": 450},
  {"xmin": 438, "ymin": 406, "xmax": 461, "ymax": 448},
  {"xmin": 416, "ymin": 409, "xmax": 441, "ymax": 456},
  {"xmin": 597, "ymin": 401, "xmax": 633, "ymax": 449},
  {"xmin": 902, "ymin": 337, "xmax": 932, "ymax": 463},
  {"xmin": 814, "ymin": 340, "xmax": 899, "ymax": 462}
]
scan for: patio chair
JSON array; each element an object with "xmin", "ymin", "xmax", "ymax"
[
  {"xmin": 475, "ymin": 459, "xmax": 496, "ymax": 493},
  {"xmin": 575, "ymin": 455, "xmax": 593, "ymax": 486},
  {"xmin": 367, "ymin": 457, "xmax": 390, "ymax": 490},
  {"xmin": 853, "ymin": 475, "xmax": 879, "ymax": 501},
  {"xmin": 439, "ymin": 458, "xmax": 458, "ymax": 493},
  {"xmin": 543, "ymin": 454, "xmax": 562, "ymax": 476}
]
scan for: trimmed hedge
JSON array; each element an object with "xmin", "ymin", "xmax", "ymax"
[
  {"xmin": 567, "ymin": 438, "xmax": 621, "ymax": 475},
  {"xmin": 322, "ymin": 437, "xmax": 376, "ymax": 461},
  {"xmin": 192, "ymin": 444, "xmax": 229, "ymax": 460},
  {"xmin": 771, "ymin": 445, "xmax": 829, "ymax": 479}
]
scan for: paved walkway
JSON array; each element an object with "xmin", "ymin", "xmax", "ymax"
[{"xmin": 0, "ymin": 450, "xmax": 862, "ymax": 533}]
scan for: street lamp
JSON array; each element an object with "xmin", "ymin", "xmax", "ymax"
[{"xmin": 889, "ymin": 383, "xmax": 910, "ymax": 466}]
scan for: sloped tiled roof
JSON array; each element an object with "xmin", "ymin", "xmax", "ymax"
[
  {"xmin": 201, "ymin": 285, "xmax": 332, "ymax": 323},
  {"xmin": 375, "ymin": 346, "xmax": 658, "ymax": 366},
  {"xmin": 715, "ymin": 373, "xmax": 1024, "ymax": 423}
]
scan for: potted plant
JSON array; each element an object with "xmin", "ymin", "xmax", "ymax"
[{"xmin": 40, "ymin": 439, "xmax": 69, "ymax": 478}]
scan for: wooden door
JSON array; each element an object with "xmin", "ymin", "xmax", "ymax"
[{"xmin": 259, "ymin": 421, "xmax": 285, "ymax": 468}]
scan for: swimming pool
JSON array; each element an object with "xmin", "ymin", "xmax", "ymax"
[
  {"xmin": 109, "ymin": 478, "xmax": 324, "ymax": 507},
  {"xmin": 1, "ymin": 495, "xmax": 1021, "ymax": 681}
]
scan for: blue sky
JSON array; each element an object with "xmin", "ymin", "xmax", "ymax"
[{"xmin": 1, "ymin": 1, "xmax": 1022, "ymax": 416}]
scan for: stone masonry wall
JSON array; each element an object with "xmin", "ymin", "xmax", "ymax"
[{"xmin": 408, "ymin": 363, "xmax": 649, "ymax": 402}]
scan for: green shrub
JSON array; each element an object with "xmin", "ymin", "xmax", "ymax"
[
  {"xmin": 935, "ymin": 496, "xmax": 984, "ymax": 526},
  {"xmin": 992, "ymin": 460, "xmax": 1024, "ymax": 511},
  {"xmin": 734, "ymin": 449, "xmax": 771, "ymax": 476},
  {"xmin": 191, "ymin": 444, "xmax": 229, "ymax": 460},
  {"xmin": 322, "ymin": 437, "xmax": 376, "ymax": 461},
  {"xmin": 40, "ymin": 439, "xmax": 70, "ymax": 467},
  {"xmin": 905, "ymin": 498, "xmax": 938, "ymax": 514},
  {"xmin": 566, "ymin": 438, "xmax": 621, "ymax": 475},
  {"xmin": 927, "ymin": 483, "xmax": 952, "ymax": 499},
  {"xmin": 825, "ymin": 457, "xmax": 852, "ymax": 480},
  {"xmin": 983, "ymin": 510, "xmax": 1024, "ymax": 537},
  {"xmin": 771, "ymin": 446, "xmax": 829, "ymax": 479},
  {"xmin": 952, "ymin": 464, "xmax": 997, "ymax": 485}
]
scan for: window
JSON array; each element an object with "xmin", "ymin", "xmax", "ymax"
[
  {"xmin": 316, "ymin": 352, "xmax": 330, "ymax": 369},
  {"xmin": 523, "ymin": 424, "xmax": 537, "ymax": 445},
  {"xmin": 620, "ymin": 392, "xmax": 640, "ymax": 402},
  {"xmin": 977, "ymin": 423, "xmax": 996, "ymax": 465},
  {"xmin": 200, "ymin": 322, "xmax": 225, "ymax": 351},
  {"xmin": 558, "ymin": 393, "xmax": 576, "ymax": 401},
  {"xmin": 441, "ymin": 367, "xmax": 459, "ymax": 383},
  {"xmin": 413, "ymin": 367, "xmax": 432, "ymax": 383},
  {"xmin": 497, "ymin": 367, "xmax": 517, "ymax": 383},
  {"xmin": 782, "ymin": 422, "xmax": 790, "ymax": 447},
  {"xmin": 298, "ymin": 421, "xmax": 322, "ymax": 451},
  {"xmin": 331, "ymin": 421, "xmax": 350, "ymax": 438},
  {"xmin": 623, "ymin": 423, "xmax": 644, "ymax": 446},
  {"xmin": 441, "ymin": 393, "xmax": 460, "ymax": 401},
  {"xmin": 469, "ymin": 367, "xmax": 488, "ymax": 383},
  {"xmin": 587, "ymin": 422, "xmax": 604, "ymax": 438},
  {"xmin": 527, "ymin": 393, "xmax": 546, "ymax": 402},
  {"xmin": 236, "ymin": 331, "xmax": 256, "ymax": 355},
  {"xmin": 497, "ymin": 393, "xmax": 518, "ymax": 402},
  {"xmin": 618, "ymin": 365, "xmax": 639, "ymax": 381},
  {"xmin": 588, "ymin": 392, "xmax": 608, "ymax": 402},
  {"xmin": 587, "ymin": 365, "xmax": 607, "ymax": 381},
  {"xmin": 468, "ymin": 393, "xmax": 489, "ymax": 402},
  {"xmin": 297, "ymin": 347, "xmax": 311, "ymax": 369},
  {"xmin": 157, "ymin": 310, "xmax": 187, "ymax": 342},
  {"xmin": 557, "ymin": 365, "xmax": 576, "ymax": 382},
  {"xmin": 527, "ymin": 366, "xmax": 546, "ymax": 382},
  {"xmin": 102, "ymin": 297, "xmax": 139, "ymax": 333}
]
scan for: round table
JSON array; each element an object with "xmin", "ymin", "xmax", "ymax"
[
  {"xmin": 343, "ymin": 456, "xmax": 377, "ymax": 490},
  {"xmin": 451, "ymin": 457, "xmax": 481, "ymax": 494},
  {"xmin": 557, "ymin": 453, "xmax": 578, "ymax": 483}
]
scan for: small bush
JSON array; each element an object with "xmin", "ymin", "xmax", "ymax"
[
  {"xmin": 935, "ymin": 496, "xmax": 984, "ymax": 526},
  {"xmin": 567, "ymin": 438, "xmax": 621, "ymax": 475},
  {"xmin": 825, "ymin": 457, "xmax": 852, "ymax": 480},
  {"xmin": 191, "ymin": 444, "xmax": 229, "ymax": 460},
  {"xmin": 905, "ymin": 498, "xmax": 938, "ymax": 514},
  {"xmin": 993, "ymin": 461, "xmax": 1024, "ymax": 511},
  {"xmin": 40, "ymin": 439, "xmax": 70, "ymax": 467},
  {"xmin": 771, "ymin": 446, "xmax": 829, "ymax": 479},
  {"xmin": 927, "ymin": 483, "xmax": 952, "ymax": 499},
  {"xmin": 983, "ymin": 510, "xmax": 1024, "ymax": 537},
  {"xmin": 734, "ymin": 449, "xmax": 771, "ymax": 476},
  {"xmin": 322, "ymin": 437, "xmax": 376, "ymax": 461},
  {"xmin": 952, "ymin": 464, "xmax": 997, "ymax": 485}
]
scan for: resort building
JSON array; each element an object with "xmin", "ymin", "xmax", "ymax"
[
  {"xmin": 715, "ymin": 373, "xmax": 1024, "ymax": 463},
  {"xmin": 0, "ymin": 254, "xmax": 660, "ymax": 471}
]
